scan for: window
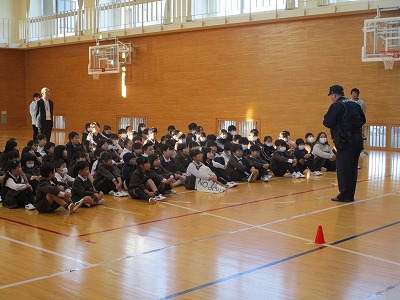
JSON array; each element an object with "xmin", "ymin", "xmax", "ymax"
[
  {"xmin": 53, "ymin": 115, "xmax": 65, "ymax": 129},
  {"xmin": 368, "ymin": 125, "xmax": 386, "ymax": 148},
  {"xmin": 216, "ymin": 119, "xmax": 260, "ymax": 136},
  {"xmin": 391, "ymin": 127, "xmax": 400, "ymax": 149},
  {"xmin": 51, "ymin": 132, "xmax": 66, "ymax": 144},
  {"xmin": 117, "ymin": 116, "xmax": 147, "ymax": 132}
]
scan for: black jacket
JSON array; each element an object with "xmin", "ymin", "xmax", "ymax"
[{"xmin": 323, "ymin": 97, "xmax": 366, "ymax": 139}]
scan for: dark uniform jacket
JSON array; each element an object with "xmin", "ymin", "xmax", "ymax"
[
  {"xmin": 72, "ymin": 176, "xmax": 98, "ymax": 202},
  {"xmin": 323, "ymin": 97, "xmax": 366, "ymax": 139}
]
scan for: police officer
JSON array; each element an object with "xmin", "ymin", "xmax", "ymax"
[{"xmin": 323, "ymin": 85, "xmax": 366, "ymax": 202}]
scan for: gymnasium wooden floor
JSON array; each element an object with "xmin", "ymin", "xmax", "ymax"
[{"xmin": 1, "ymin": 130, "xmax": 399, "ymax": 299}]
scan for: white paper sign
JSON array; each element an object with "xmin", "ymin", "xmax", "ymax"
[{"xmin": 195, "ymin": 178, "xmax": 226, "ymax": 193}]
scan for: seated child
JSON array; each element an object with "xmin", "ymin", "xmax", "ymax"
[
  {"xmin": 293, "ymin": 138, "xmax": 321, "ymax": 176},
  {"xmin": 185, "ymin": 149, "xmax": 217, "ymax": 190},
  {"xmin": 246, "ymin": 145, "xmax": 270, "ymax": 182},
  {"xmin": 305, "ymin": 132, "xmax": 315, "ymax": 153},
  {"xmin": 2, "ymin": 159, "xmax": 35, "ymax": 210},
  {"xmin": 27, "ymin": 139, "xmax": 43, "ymax": 164},
  {"xmin": 93, "ymin": 152, "xmax": 126, "ymax": 197},
  {"xmin": 215, "ymin": 142, "xmax": 232, "ymax": 166},
  {"xmin": 54, "ymin": 160, "xmax": 75, "ymax": 187},
  {"xmin": 110, "ymin": 133, "xmax": 123, "ymax": 155},
  {"xmin": 66, "ymin": 131, "xmax": 83, "ymax": 166},
  {"xmin": 201, "ymin": 147, "xmax": 237, "ymax": 188},
  {"xmin": 121, "ymin": 152, "xmax": 137, "ymax": 190},
  {"xmin": 35, "ymin": 162, "xmax": 84, "ymax": 214},
  {"xmin": 72, "ymin": 161, "xmax": 105, "ymax": 207},
  {"xmin": 36, "ymin": 134, "xmax": 47, "ymax": 156},
  {"xmin": 68, "ymin": 151, "xmax": 87, "ymax": 177},
  {"xmin": 91, "ymin": 148, "xmax": 106, "ymax": 177},
  {"xmin": 148, "ymin": 154, "xmax": 174, "ymax": 195},
  {"xmin": 42, "ymin": 142, "xmax": 55, "ymax": 163},
  {"xmin": 175, "ymin": 143, "xmax": 191, "ymax": 174},
  {"xmin": 270, "ymin": 140, "xmax": 304, "ymax": 178},
  {"xmin": 225, "ymin": 144, "xmax": 259, "ymax": 182},
  {"xmin": 261, "ymin": 136, "xmax": 275, "ymax": 164},
  {"xmin": 160, "ymin": 144, "xmax": 185, "ymax": 187},
  {"xmin": 311, "ymin": 132, "xmax": 336, "ymax": 172},
  {"xmin": 128, "ymin": 156, "xmax": 166, "ymax": 204},
  {"xmin": 21, "ymin": 152, "xmax": 41, "ymax": 193},
  {"xmin": 120, "ymin": 138, "xmax": 133, "ymax": 160},
  {"xmin": 142, "ymin": 143, "xmax": 155, "ymax": 157}
]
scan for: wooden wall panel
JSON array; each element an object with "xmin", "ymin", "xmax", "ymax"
[
  {"xmin": 19, "ymin": 12, "xmax": 400, "ymax": 141},
  {"xmin": 0, "ymin": 49, "xmax": 26, "ymax": 127}
]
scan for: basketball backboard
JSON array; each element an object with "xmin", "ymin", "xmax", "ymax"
[
  {"xmin": 88, "ymin": 38, "xmax": 132, "ymax": 79},
  {"xmin": 362, "ymin": 9, "xmax": 400, "ymax": 67}
]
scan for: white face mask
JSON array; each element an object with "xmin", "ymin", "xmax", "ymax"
[
  {"xmin": 141, "ymin": 127, "xmax": 146, "ymax": 131},
  {"xmin": 121, "ymin": 133, "xmax": 127, "ymax": 139},
  {"xmin": 220, "ymin": 134, "xmax": 227, "ymax": 139},
  {"xmin": 298, "ymin": 145, "xmax": 305, "ymax": 150},
  {"xmin": 307, "ymin": 137, "xmax": 315, "ymax": 143},
  {"xmin": 249, "ymin": 136, "xmax": 255, "ymax": 142},
  {"xmin": 226, "ymin": 150, "xmax": 231, "ymax": 156},
  {"xmin": 279, "ymin": 146, "xmax": 287, "ymax": 152},
  {"xmin": 319, "ymin": 138, "xmax": 327, "ymax": 144},
  {"xmin": 266, "ymin": 142, "xmax": 273, "ymax": 147},
  {"xmin": 62, "ymin": 167, "xmax": 68, "ymax": 175},
  {"xmin": 191, "ymin": 130, "xmax": 196, "ymax": 135},
  {"xmin": 283, "ymin": 138, "xmax": 288, "ymax": 142},
  {"xmin": 180, "ymin": 139, "xmax": 186, "ymax": 144},
  {"xmin": 113, "ymin": 140, "xmax": 118, "ymax": 145},
  {"xmin": 200, "ymin": 137, "xmax": 206, "ymax": 142},
  {"xmin": 242, "ymin": 145, "xmax": 247, "ymax": 150},
  {"xmin": 231, "ymin": 131, "xmax": 237, "ymax": 136},
  {"xmin": 26, "ymin": 163, "xmax": 35, "ymax": 168}
]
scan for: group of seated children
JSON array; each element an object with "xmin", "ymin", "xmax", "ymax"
[{"xmin": 0, "ymin": 123, "xmax": 337, "ymax": 211}]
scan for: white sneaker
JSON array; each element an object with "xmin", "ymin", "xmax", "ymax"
[
  {"xmin": 261, "ymin": 175, "xmax": 270, "ymax": 182},
  {"xmin": 312, "ymin": 171, "xmax": 321, "ymax": 176},
  {"xmin": 148, "ymin": 197, "xmax": 157, "ymax": 204},
  {"xmin": 25, "ymin": 203, "xmax": 36, "ymax": 210},
  {"xmin": 114, "ymin": 191, "xmax": 128, "ymax": 197},
  {"xmin": 297, "ymin": 172, "xmax": 306, "ymax": 178},
  {"xmin": 226, "ymin": 182, "xmax": 238, "ymax": 188},
  {"xmin": 155, "ymin": 194, "xmax": 166, "ymax": 201},
  {"xmin": 292, "ymin": 172, "xmax": 301, "ymax": 178},
  {"xmin": 73, "ymin": 198, "xmax": 85, "ymax": 212},
  {"xmin": 96, "ymin": 198, "xmax": 105, "ymax": 205},
  {"xmin": 0, "ymin": 196, "xmax": 2, "ymax": 202},
  {"xmin": 108, "ymin": 190, "xmax": 115, "ymax": 196}
]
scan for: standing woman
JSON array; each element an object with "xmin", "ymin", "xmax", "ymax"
[
  {"xmin": 30, "ymin": 93, "xmax": 40, "ymax": 140},
  {"xmin": 35, "ymin": 87, "xmax": 54, "ymax": 141}
]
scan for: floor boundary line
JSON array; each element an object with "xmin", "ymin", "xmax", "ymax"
[{"xmin": 158, "ymin": 219, "xmax": 400, "ymax": 300}]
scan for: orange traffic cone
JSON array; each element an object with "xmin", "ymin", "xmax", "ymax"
[{"xmin": 314, "ymin": 225, "xmax": 326, "ymax": 244}]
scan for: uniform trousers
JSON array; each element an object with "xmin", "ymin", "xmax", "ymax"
[{"xmin": 336, "ymin": 133, "xmax": 363, "ymax": 201}]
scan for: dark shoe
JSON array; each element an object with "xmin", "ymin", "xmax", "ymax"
[{"xmin": 331, "ymin": 197, "xmax": 354, "ymax": 202}]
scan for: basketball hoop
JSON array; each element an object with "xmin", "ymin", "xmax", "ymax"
[
  {"xmin": 379, "ymin": 51, "xmax": 400, "ymax": 70},
  {"xmin": 93, "ymin": 73, "xmax": 99, "ymax": 80}
]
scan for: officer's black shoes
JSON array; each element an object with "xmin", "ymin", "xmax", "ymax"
[{"xmin": 331, "ymin": 197, "xmax": 354, "ymax": 202}]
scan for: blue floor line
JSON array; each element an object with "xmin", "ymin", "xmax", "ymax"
[{"xmin": 158, "ymin": 220, "xmax": 400, "ymax": 300}]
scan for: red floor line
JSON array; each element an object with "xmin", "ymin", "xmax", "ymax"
[
  {"xmin": 1, "ymin": 178, "xmax": 371, "ymax": 239},
  {"xmin": 76, "ymin": 184, "xmax": 337, "ymax": 237},
  {"xmin": 0, "ymin": 217, "xmax": 71, "ymax": 237}
]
